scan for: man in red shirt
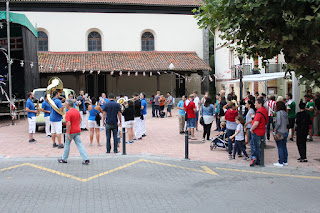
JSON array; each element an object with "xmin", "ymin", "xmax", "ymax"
[
  {"xmin": 184, "ymin": 94, "xmax": 197, "ymax": 140},
  {"xmin": 58, "ymin": 99, "xmax": 90, "ymax": 165},
  {"xmin": 250, "ymin": 98, "xmax": 268, "ymax": 167}
]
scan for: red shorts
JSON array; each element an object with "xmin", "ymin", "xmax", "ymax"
[{"xmin": 309, "ymin": 117, "xmax": 314, "ymax": 129}]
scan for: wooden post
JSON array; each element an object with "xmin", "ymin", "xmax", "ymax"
[
  {"xmin": 157, "ymin": 75, "xmax": 160, "ymax": 91},
  {"xmin": 76, "ymin": 73, "xmax": 80, "ymax": 94},
  {"xmin": 116, "ymin": 75, "xmax": 119, "ymax": 96}
]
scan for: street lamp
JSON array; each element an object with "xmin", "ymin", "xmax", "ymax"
[
  {"xmin": 238, "ymin": 54, "xmax": 244, "ymax": 115},
  {"xmin": 169, "ymin": 62, "xmax": 174, "ymax": 97}
]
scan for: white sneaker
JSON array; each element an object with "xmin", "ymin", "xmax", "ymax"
[
  {"xmin": 273, "ymin": 163, "xmax": 284, "ymax": 167},
  {"xmin": 283, "ymin": 163, "xmax": 288, "ymax": 166},
  {"xmin": 202, "ymin": 138, "xmax": 205, "ymax": 141}
]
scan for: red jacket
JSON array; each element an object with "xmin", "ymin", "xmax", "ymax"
[
  {"xmin": 225, "ymin": 109, "xmax": 238, "ymax": 122},
  {"xmin": 184, "ymin": 100, "xmax": 196, "ymax": 119}
]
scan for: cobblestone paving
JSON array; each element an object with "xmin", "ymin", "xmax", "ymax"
[{"xmin": 1, "ymin": 156, "xmax": 320, "ymax": 213}]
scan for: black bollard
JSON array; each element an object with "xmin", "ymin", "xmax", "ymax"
[
  {"xmin": 122, "ymin": 127, "xmax": 126, "ymax": 155},
  {"xmin": 185, "ymin": 131, "xmax": 189, "ymax": 159},
  {"xmin": 63, "ymin": 128, "xmax": 67, "ymax": 144},
  {"xmin": 260, "ymin": 137, "xmax": 265, "ymax": 167}
]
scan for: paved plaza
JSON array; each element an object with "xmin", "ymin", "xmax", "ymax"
[
  {"xmin": 1, "ymin": 108, "xmax": 320, "ymax": 212},
  {"xmin": 1, "ymin": 109, "xmax": 320, "ymax": 171},
  {"xmin": 1, "ymin": 156, "xmax": 320, "ymax": 213}
]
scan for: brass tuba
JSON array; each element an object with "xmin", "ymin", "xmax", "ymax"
[
  {"xmin": 117, "ymin": 97, "xmax": 135, "ymax": 112},
  {"xmin": 35, "ymin": 99, "xmax": 41, "ymax": 116},
  {"xmin": 46, "ymin": 77, "xmax": 65, "ymax": 116}
]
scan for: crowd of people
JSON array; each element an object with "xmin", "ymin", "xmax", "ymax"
[
  {"xmin": 24, "ymin": 87, "xmax": 320, "ymax": 167},
  {"xmin": 25, "ymin": 90, "xmax": 150, "ymax": 165},
  {"xmin": 151, "ymin": 91, "xmax": 174, "ymax": 118},
  {"xmin": 177, "ymin": 89, "xmax": 320, "ymax": 167}
]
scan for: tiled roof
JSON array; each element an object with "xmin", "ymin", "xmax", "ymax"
[
  {"xmin": 10, "ymin": 0, "xmax": 202, "ymax": 6},
  {"xmin": 38, "ymin": 51, "xmax": 211, "ymax": 73}
]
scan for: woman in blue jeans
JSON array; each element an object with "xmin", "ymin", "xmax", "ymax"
[{"xmin": 273, "ymin": 101, "xmax": 289, "ymax": 167}]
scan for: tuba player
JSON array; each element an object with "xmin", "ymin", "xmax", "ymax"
[{"xmin": 50, "ymin": 91, "xmax": 65, "ymax": 149}]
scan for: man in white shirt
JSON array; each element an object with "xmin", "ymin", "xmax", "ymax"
[{"xmin": 193, "ymin": 90, "xmax": 201, "ymax": 131}]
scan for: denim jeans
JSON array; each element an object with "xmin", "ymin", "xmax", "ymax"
[
  {"xmin": 152, "ymin": 103, "xmax": 155, "ymax": 117},
  {"xmin": 216, "ymin": 113, "xmax": 221, "ymax": 131},
  {"xmin": 227, "ymin": 129, "xmax": 235, "ymax": 155},
  {"xmin": 250, "ymin": 133, "xmax": 263, "ymax": 163},
  {"xmin": 266, "ymin": 116, "xmax": 274, "ymax": 140},
  {"xmin": 275, "ymin": 132, "xmax": 288, "ymax": 164},
  {"xmin": 155, "ymin": 105, "xmax": 160, "ymax": 117},
  {"xmin": 106, "ymin": 123, "xmax": 118, "ymax": 153},
  {"xmin": 233, "ymin": 140, "xmax": 248, "ymax": 158},
  {"xmin": 62, "ymin": 133, "xmax": 89, "ymax": 161},
  {"xmin": 247, "ymin": 128, "xmax": 252, "ymax": 142}
]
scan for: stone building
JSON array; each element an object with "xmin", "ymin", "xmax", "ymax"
[{"xmin": 4, "ymin": 0, "xmax": 211, "ymax": 98}]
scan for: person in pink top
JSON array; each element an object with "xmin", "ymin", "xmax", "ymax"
[
  {"xmin": 58, "ymin": 99, "xmax": 90, "ymax": 165},
  {"xmin": 265, "ymin": 96, "xmax": 276, "ymax": 140}
]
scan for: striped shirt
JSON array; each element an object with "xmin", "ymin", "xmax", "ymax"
[{"xmin": 266, "ymin": 100, "xmax": 276, "ymax": 117}]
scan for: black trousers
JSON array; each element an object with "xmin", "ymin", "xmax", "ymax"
[
  {"xmin": 203, "ymin": 123, "xmax": 213, "ymax": 140},
  {"xmin": 296, "ymin": 131, "xmax": 308, "ymax": 159}
]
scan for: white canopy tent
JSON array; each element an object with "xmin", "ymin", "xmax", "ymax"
[
  {"xmin": 226, "ymin": 72, "xmax": 289, "ymax": 83},
  {"xmin": 225, "ymin": 71, "xmax": 301, "ymax": 112}
]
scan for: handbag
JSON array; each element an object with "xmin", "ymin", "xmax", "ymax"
[
  {"xmin": 200, "ymin": 116, "xmax": 204, "ymax": 125},
  {"xmin": 94, "ymin": 111, "xmax": 101, "ymax": 126},
  {"xmin": 273, "ymin": 132, "xmax": 284, "ymax": 141},
  {"xmin": 199, "ymin": 105, "xmax": 204, "ymax": 125}
]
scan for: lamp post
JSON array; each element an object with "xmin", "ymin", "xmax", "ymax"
[
  {"xmin": 238, "ymin": 54, "xmax": 244, "ymax": 115},
  {"xmin": 169, "ymin": 63, "xmax": 174, "ymax": 97},
  {"xmin": 6, "ymin": 1, "xmax": 13, "ymax": 125}
]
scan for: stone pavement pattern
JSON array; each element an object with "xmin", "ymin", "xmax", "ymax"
[
  {"xmin": 0, "ymin": 156, "xmax": 320, "ymax": 213},
  {"xmin": 0, "ymin": 109, "xmax": 320, "ymax": 171}
]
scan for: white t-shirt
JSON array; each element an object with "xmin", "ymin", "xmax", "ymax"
[
  {"xmin": 246, "ymin": 108, "xmax": 255, "ymax": 129},
  {"xmin": 235, "ymin": 123, "xmax": 245, "ymax": 141},
  {"xmin": 194, "ymin": 96, "xmax": 200, "ymax": 111}
]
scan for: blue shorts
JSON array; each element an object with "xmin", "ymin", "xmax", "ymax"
[
  {"xmin": 167, "ymin": 105, "xmax": 173, "ymax": 112},
  {"xmin": 195, "ymin": 111, "xmax": 199, "ymax": 121},
  {"xmin": 187, "ymin": 118, "xmax": 196, "ymax": 128}
]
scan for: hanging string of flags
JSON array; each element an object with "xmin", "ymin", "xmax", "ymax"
[{"xmin": 3, "ymin": 57, "xmax": 218, "ymax": 82}]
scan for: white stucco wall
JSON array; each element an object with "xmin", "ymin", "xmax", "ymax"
[{"xmin": 17, "ymin": 12, "xmax": 204, "ymax": 59}]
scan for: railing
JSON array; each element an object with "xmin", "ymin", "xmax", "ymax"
[
  {"xmin": 265, "ymin": 63, "xmax": 287, "ymax": 73},
  {"xmin": 231, "ymin": 62, "xmax": 287, "ymax": 79},
  {"xmin": 231, "ymin": 63, "xmax": 252, "ymax": 79}
]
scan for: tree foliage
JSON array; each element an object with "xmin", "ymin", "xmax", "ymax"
[{"xmin": 194, "ymin": 0, "xmax": 320, "ymax": 86}]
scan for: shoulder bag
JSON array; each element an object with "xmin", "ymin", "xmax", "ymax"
[
  {"xmin": 200, "ymin": 105, "xmax": 204, "ymax": 125},
  {"xmin": 94, "ymin": 109, "xmax": 101, "ymax": 126},
  {"xmin": 273, "ymin": 132, "xmax": 284, "ymax": 141}
]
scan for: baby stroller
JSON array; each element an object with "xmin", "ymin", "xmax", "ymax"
[{"xmin": 210, "ymin": 130, "xmax": 229, "ymax": 151}]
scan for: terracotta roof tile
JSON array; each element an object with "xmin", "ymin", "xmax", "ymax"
[
  {"xmin": 38, "ymin": 51, "xmax": 211, "ymax": 73},
  {"xmin": 10, "ymin": 0, "xmax": 202, "ymax": 6}
]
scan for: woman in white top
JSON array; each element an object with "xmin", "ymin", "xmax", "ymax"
[
  {"xmin": 200, "ymin": 97, "xmax": 215, "ymax": 141},
  {"xmin": 244, "ymin": 100, "xmax": 256, "ymax": 144}
]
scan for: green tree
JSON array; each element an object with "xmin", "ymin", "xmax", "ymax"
[{"xmin": 194, "ymin": 0, "xmax": 320, "ymax": 86}]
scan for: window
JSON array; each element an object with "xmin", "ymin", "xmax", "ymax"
[
  {"xmin": 38, "ymin": 31, "xmax": 48, "ymax": 51},
  {"xmin": 88, "ymin": 31, "xmax": 102, "ymax": 51},
  {"xmin": 141, "ymin": 32, "xmax": 154, "ymax": 51}
]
